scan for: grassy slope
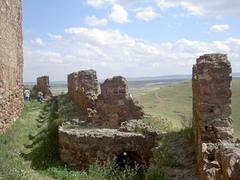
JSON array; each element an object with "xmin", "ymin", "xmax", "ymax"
[
  {"xmin": 0, "ymin": 102, "xmax": 49, "ymax": 179},
  {"xmin": 136, "ymin": 80, "xmax": 240, "ymax": 138},
  {"xmin": 136, "ymin": 81, "xmax": 192, "ymax": 131}
]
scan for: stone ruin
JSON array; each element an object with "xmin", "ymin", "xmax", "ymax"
[
  {"xmin": 0, "ymin": 0, "xmax": 23, "ymax": 133},
  {"xmin": 58, "ymin": 70, "xmax": 156, "ymax": 169},
  {"xmin": 192, "ymin": 54, "xmax": 240, "ymax": 179},
  {"xmin": 59, "ymin": 124, "xmax": 157, "ymax": 169},
  {"xmin": 67, "ymin": 70, "xmax": 144, "ymax": 127},
  {"xmin": 0, "ymin": 0, "xmax": 239, "ymax": 176},
  {"xmin": 68, "ymin": 70, "xmax": 97, "ymax": 114},
  {"xmin": 36, "ymin": 76, "xmax": 52, "ymax": 98},
  {"xmin": 93, "ymin": 76, "xmax": 144, "ymax": 127}
]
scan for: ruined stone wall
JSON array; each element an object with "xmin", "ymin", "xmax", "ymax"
[
  {"xmin": 67, "ymin": 70, "xmax": 98, "ymax": 113},
  {"xmin": 93, "ymin": 76, "xmax": 144, "ymax": 127},
  {"xmin": 36, "ymin": 76, "xmax": 52, "ymax": 97},
  {"xmin": 192, "ymin": 54, "xmax": 240, "ymax": 179},
  {"xmin": 67, "ymin": 72, "xmax": 144, "ymax": 127},
  {"xmin": 0, "ymin": 0, "xmax": 23, "ymax": 133},
  {"xmin": 58, "ymin": 126, "xmax": 156, "ymax": 169}
]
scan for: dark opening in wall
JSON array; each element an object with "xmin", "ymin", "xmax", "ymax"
[{"xmin": 115, "ymin": 151, "xmax": 141, "ymax": 168}]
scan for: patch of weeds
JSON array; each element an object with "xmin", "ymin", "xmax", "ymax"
[
  {"xmin": 143, "ymin": 116, "xmax": 171, "ymax": 132},
  {"xmin": 179, "ymin": 116, "xmax": 195, "ymax": 144},
  {"xmin": 144, "ymin": 134, "xmax": 182, "ymax": 180},
  {"xmin": 134, "ymin": 127, "xmax": 146, "ymax": 134},
  {"xmin": 44, "ymin": 159, "xmax": 139, "ymax": 180},
  {"xmin": 87, "ymin": 160, "xmax": 139, "ymax": 180}
]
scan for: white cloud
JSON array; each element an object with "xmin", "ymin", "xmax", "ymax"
[
  {"xmin": 30, "ymin": 38, "xmax": 44, "ymax": 46},
  {"xmin": 155, "ymin": 0, "xmax": 240, "ymax": 18},
  {"xmin": 65, "ymin": 27, "xmax": 135, "ymax": 45},
  {"xmin": 86, "ymin": 0, "xmax": 240, "ymax": 19},
  {"xmin": 85, "ymin": 16, "xmax": 108, "ymax": 26},
  {"xmin": 109, "ymin": 4, "xmax": 129, "ymax": 23},
  {"xmin": 86, "ymin": 0, "xmax": 146, "ymax": 8},
  {"xmin": 87, "ymin": 0, "xmax": 104, "ymax": 8},
  {"xmin": 135, "ymin": 6, "xmax": 159, "ymax": 21},
  {"xmin": 156, "ymin": 0, "xmax": 204, "ymax": 16},
  {"xmin": 48, "ymin": 33, "xmax": 63, "ymax": 40},
  {"xmin": 86, "ymin": 0, "xmax": 115, "ymax": 8},
  {"xmin": 210, "ymin": 24, "xmax": 230, "ymax": 32},
  {"xmin": 24, "ymin": 27, "xmax": 240, "ymax": 81},
  {"xmin": 38, "ymin": 51, "xmax": 63, "ymax": 63}
]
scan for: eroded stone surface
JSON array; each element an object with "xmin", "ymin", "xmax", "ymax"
[
  {"xmin": 36, "ymin": 76, "xmax": 52, "ymax": 97},
  {"xmin": 193, "ymin": 54, "xmax": 233, "ymax": 144},
  {"xmin": 92, "ymin": 76, "xmax": 144, "ymax": 127},
  {"xmin": 192, "ymin": 54, "xmax": 240, "ymax": 180},
  {"xmin": 67, "ymin": 73, "xmax": 144, "ymax": 128},
  {"xmin": 217, "ymin": 143, "xmax": 240, "ymax": 179},
  {"xmin": 0, "ymin": 0, "xmax": 23, "ymax": 133},
  {"xmin": 119, "ymin": 119, "xmax": 159, "ymax": 137},
  {"xmin": 58, "ymin": 122, "xmax": 157, "ymax": 169},
  {"xmin": 68, "ymin": 70, "xmax": 98, "ymax": 113}
]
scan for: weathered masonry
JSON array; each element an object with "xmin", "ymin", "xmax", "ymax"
[
  {"xmin": 59, "ymin": 124, "xmax": 157, "ymax": 169},
  {"xmin": 0, "ymin": 0, "xmax": 23, "ymax": 133},
  {"xmin": 93, "ymin": 76, "xmax": 144, "ymax": 127},
  {"xmin": 68, "ymin": 70, "xmax": 98, "ymax": 113},
  {"xmin": 36, "ymin": 76, "xmax": 52, "ymax": 98},
  {"xmin": 67, "ymin": 71, "xmax": 144, "ymax": 127},
  {"xmin": 192, "ymin": 54, "xmax": 240, "ymax": 179},
  {"xmin": 59, "ymin": 70, "xmax": 154, "ymax": 169}
]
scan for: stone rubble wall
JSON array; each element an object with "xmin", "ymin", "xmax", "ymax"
[
  {"xmin": 36, "ymin": 76, "xmax": 52, "ymax": 97},
  {"xmin": 0, "ymin": 0, "xmax": 23, "ymax": 133},
  {"xmin": 58, "ymin": 126, "xmax": 156, "ymax": 169},
  {"xmin": 67, "ymin": 72, "xmax": 144, "ymax": 127},
  {"xmin": 217, "ymin": 143, "xmax": 240, "ymax": 179},
  {"xmin": 93, "ymin": 76, "xmax": 144, "ymax": 127},
  {"xmin": 67, "ymin": 70, "xmax": 98, "ymax": 113},
  {"xmin": 192, "ymin": 54, "xmax": 240, "ymax": 179}
]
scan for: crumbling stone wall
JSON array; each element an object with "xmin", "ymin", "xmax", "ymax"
[
  {"xmin": 68, "ymin": 70, "xmax": 98, "ymax": 113},
  {"xmin": 93, "ymin": 76, "xmax": 144, "ymax": 127},
  {"xmin": 0, "ymin": 0, "xmax": 23, "ymax": 133},
  {"xmin": 58, "ymin": 124, "xmax": 157, "ymax": 169},
  {"xmin": 36, "ymin": 76, "xmax": 52, "ymax": 97},
  {"xmin": 67, "ymin": 72, "xmax": 143, "ymax": 127},
  {"xmin": 192, "ymin": 54, "xmax": 240, "ymax": 179}
]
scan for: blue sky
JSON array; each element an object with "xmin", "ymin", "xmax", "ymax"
[{"xmin": 22, "ymin": 0, "xmax": 240, "ymax": 82}]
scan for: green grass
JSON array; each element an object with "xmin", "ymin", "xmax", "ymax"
[
  {"xmin": 136, "ymin": 81, "xmax": 192, "ymax": 131},
  {"xmin": 136, "ymin": 80, "xmax": 240, "ymax": 138},
  {"xmin": 0, "ymin": 101, "xmax": 48, "ymax": 179},
  {"xmin": 145, "ymin": 128, "xmax": 195, "ymax": 180}
]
